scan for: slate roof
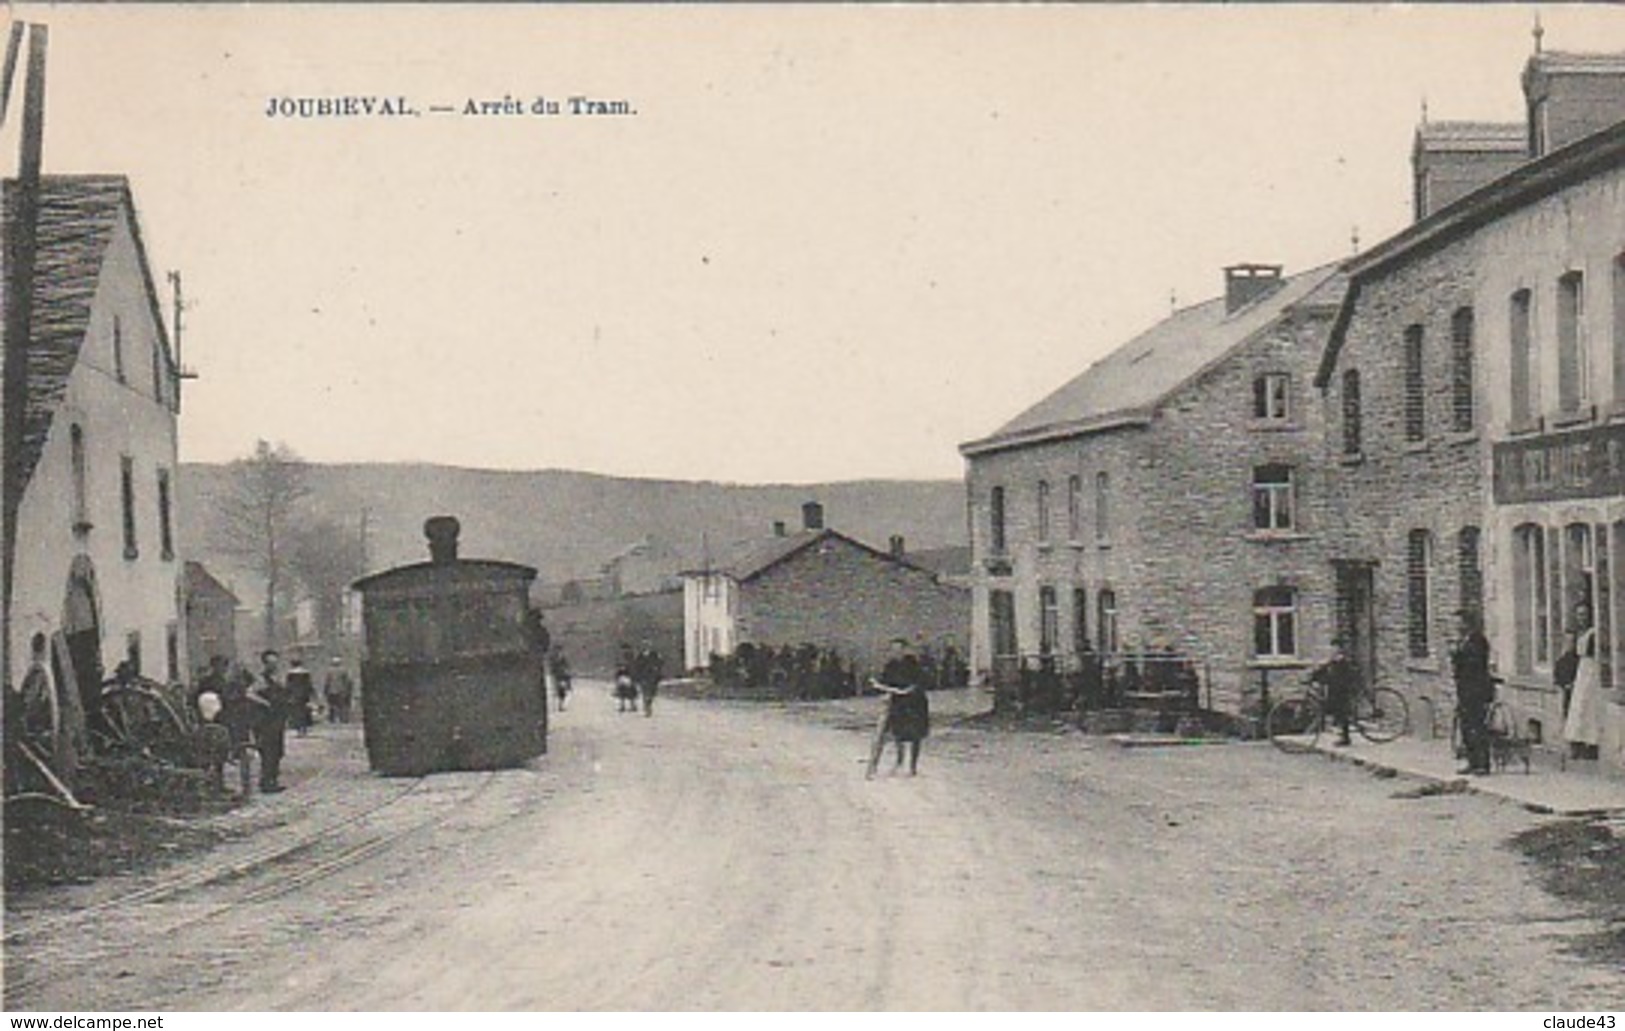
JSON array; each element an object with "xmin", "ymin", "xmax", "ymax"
[
  {"xmin": 184, "ymin": 560, "xmax": 240, "ymax": 606},
  {"xmin": 961, "ymin": 262, "xmax": 1345, "ymax": 456},
  {"xmin": 684, "ymin": 528, "xmax": 930, "ymax": 582},
  {"xmin": 1526, "ymin": 50, "xmax": 1625, "ymax": 77},
  {"xmin": 4, "ymin": 175, "xmax": 174, "ymax": 498},
  {"xmin": 1414, "ymin": 120, "xmax": 1526, "ymax": 154}
]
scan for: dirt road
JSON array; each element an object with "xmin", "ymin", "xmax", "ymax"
[{"xmin": 7, "ymin": 684, "xmax": 1622, "ymax": 1010}]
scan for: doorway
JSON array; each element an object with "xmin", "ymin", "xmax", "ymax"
[{"xmin": 1334, "ymin": 561, "xmax": 1378, "ymax": 695}]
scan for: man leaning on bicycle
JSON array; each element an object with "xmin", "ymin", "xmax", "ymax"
[{"xmin": 1310, "ymin": 637, "xmax": 1358, "ymax": 747}]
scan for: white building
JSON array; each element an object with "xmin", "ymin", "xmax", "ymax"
[{"xmin": 5, "ymin": 175, "xmax": 185, "ymax": 724}]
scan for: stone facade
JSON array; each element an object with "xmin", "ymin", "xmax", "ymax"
[
  {"xmin": 963, "ymin": 266, "xmax": 1345, "ymax": 714},
  {"xmin": 683, "ymin": 531, "xmax": 968, "ymax": 676},
  {"xmin": 1320, "ymin": 121, "xmax": 1625, "ymax": 766}
]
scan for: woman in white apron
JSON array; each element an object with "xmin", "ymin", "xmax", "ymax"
[{"xmin": 1563, "ymin": 602, "xmax": 1604, "ymax": 761}]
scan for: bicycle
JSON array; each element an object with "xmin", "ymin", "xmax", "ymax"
[{"xmin": 1266, "ymin": 677, "xmax": 1410, "ymax": 751}]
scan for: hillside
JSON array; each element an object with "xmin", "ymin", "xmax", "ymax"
[{"xmin": 176, "ymin": 463, "xmax": 967, "ymax": 597}]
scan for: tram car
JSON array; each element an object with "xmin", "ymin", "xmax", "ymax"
[{"xmin": 351, "ymin": 516, "xmax": 548, "ymax": 776}]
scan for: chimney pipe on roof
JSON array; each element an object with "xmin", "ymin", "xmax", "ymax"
[
  {"xmin": 772, "ymin": 520, "xmax": 786, "ymax": 537},
  {"xmin": 1224, "ymin": 264, "xmax": 1284, "ymax": 314},
  {"xmin": 889, "ymin": 535, "xmax": 905, "ymax": 558},
  {"xmin": 425, "ymin": 515, "xmax": 461, "ymax": 564},
  {"xmin": 801, "ymin": 501, "xmax": 824, "ymax": 532}
]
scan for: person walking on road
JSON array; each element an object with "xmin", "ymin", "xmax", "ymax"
[
  {"xmin": 323, "ymin": 657, "xmax": 355, "ymax": 724},
  {"xmin": 635, "ymin": 644, "xmax": 664, "ymax": 717},
  {"xmin": 286, "ymin": 652, "xmax": 316, "ymax": 736},
  {"xmin": 1310, "ymin": 638, "xmax": 1357, "ymax": 747},
  {"xmin": 552, "ymin": 648, "xmax": 573, "ymax": 712},
  {"xmin": 867, "ymin": 638, "xmax": 930, "ymax": 778},
  {"xmin": 1563, "ymin": 601, "xmax": 1604, "ymax": 762},
  {"xmin": 249, "ymin": 650, "xmax": 291, "ymax": 794},
  {"xmin": 1451, "ymin": 608, "xmax": 1494, "ymax": 776}
]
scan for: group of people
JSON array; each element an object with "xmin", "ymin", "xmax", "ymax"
[
  {"xmin": 614, "ymin": 644, "xmax": 665, "ymax": 716},
  {"xmin": 191, "ymin": 650, "xmax": 355, "ymax": 795},
  {"xmin": 1311, "ymin": 601, "xmax": 1608, "ymax": 775}
]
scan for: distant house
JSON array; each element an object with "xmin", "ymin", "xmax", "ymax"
[
  {"xmin": 681, "ymin": 501, "xmax": 969, "ymax": 674},
  {"xmin": 5, "ymin": 175, "xmax": 186, "ymax": 717},
  {"xmin": 601, "ymin": 535, "xmax": 681, "ymax": 597},
  {"xmin": 182, "ymin": 560, "xmax": 238, "ymax": 671}
]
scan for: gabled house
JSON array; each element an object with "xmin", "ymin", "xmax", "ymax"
[
  {"xmin": 681, "ymin": 502, "xmax": 968, "ymax": 674},
  {"xmin": 5, "ymin": 175, "xmax": 186, "ymax": 723},
  {"xmin": 960, "ymin": 263, "xmax": 1347, "ymax": 713},
  {"xmin": 182, "ymin": 560, "xmax": 239, "ymax": 672}
]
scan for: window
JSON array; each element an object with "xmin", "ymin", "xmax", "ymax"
[
  {"xmin": 1404, "ymin": 325, "xmax": 1425, "ymax": 442},
  {"xmin": 989, "ymin": 486, "xmax": 1007, "ymax": 555},
  {"xmin": 156, "ymin": 468, "xmax": 174, "ymax": 561},
  {"xmin": 70, "ymin": 424, "xmax": 89, "ymax": 531},
  {"xmin": 1613, "ymin": 255, "xmax": 1625, "ymax": 405},
  {"xmin": 1513, "ymin": 524, "xmax": 1550, "ymax": 673},
  {"xmin": 1096, "ymin": 589, "xmax": 1118, "ymax": 656},
  {"xmin": 1511, "ymin": 289, "xmax": 1535, "ymax": 426},
  {"xmin": 1067, "ymin": 475, "xmax": 1082, "ymax": 542},
  {"xmin": 1450, "ymin": 308, "xmax": 1475, "ymax": 432},
  {"xmin": 1072, "ymin": 586, "xmax": 1089, "ymax": 656},
  {"xmin": 1531, "ymin": 98, "xmax": 1550, "ymax": 157},
  {"xmin": 1341, "ymin": 369, "xmax": 1363, "ymax": 455},
  {"xmin": 990, "ymin": 590, "xmax": 1018, "ymax": 660},
  {"xmin": 120, "ymin": 455, "xmax": 138, "ymax": 560},
  {"xmin": 151, "ymin": 336, "xmax": 165, "ymax": 403},
  {"xmin": 1094, "ymin": 472, "xmax": 1110, "ymax": 544},
  {"xmin": 1458, "ymin": 526, "xmax": 1483, "ymax": 622},
  {"xmin": 1253, "ymin": 373, "xmax": 1290, "ymax": 421},
  {"xmin": 1039, "ymin": 586, "xmax": 1058, "ymax": 656},
  {"xmin": 1407, "ymin": 529, "xmax": 1434, "ymax": 659},
  {"xmin": 1036, "ymin": 480, "xmax": 1051, "ymax": 544},
  {"xmin": 165, "ymin": 623, "xmax": 180, "ymax": 683},
  {"xmin": 1558, "ymin": 270, "xmax": 1589, "ymax": 413},
  {"xmin": 112, "ymin": 316, "xmax": 126, "ymax": 384},
  {"xmin": 1253, "ymin": 586, "xmax": 1299, "ymax": 659},
  {"xmin": 1251, "ymin": 464, "xmax": 1295, "ymax": 532}
]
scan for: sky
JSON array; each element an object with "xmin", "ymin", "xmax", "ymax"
[{"xmin": 9, "ymin": 3, "xmax": 1625, "ymax": 484}]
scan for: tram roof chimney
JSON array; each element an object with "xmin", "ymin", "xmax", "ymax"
[{"xmin": 425, "ymin": 515, "xmax": 461, "ymax": 564}]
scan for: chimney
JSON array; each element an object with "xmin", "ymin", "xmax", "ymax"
[
  {"xmin": 424, "ymin": 515, "xmax": 461, "ymax": 564},
  {"xmin": 772, "ymin": 520, "xmax": 786, "ymax": 537},
  {"xmin": 1523, "ymin": 51, "xmax": 1625, "ymax": 158},
  {"xmin": 889, "ymin": 535, "xmax": 905, "ymax": 557},
  {"xmin": 1224, "ymin": 264, "xmax": 1284, "ymax": 314},
  {"xmin": 801, "ymin": 501, "xmax": 824, "ymax": 532}
]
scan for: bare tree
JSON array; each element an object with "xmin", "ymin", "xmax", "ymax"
[
  {"xmin": 285, "ymin": 516, "xmax": 366, "ymax": 658},
  {"xmin": 209, "ymin": 440, "xmax": 311, "ymax": 649}
]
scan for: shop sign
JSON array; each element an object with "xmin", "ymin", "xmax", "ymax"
[{"xmin": 1493, "ymin": 422, "xmax": 1625, "ymax": 504}]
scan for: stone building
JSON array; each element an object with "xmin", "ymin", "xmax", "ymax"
[
  {"xmin": 4, "ymin": 175, "xmax": 186, "ymax": 718},
  {"xmin": 680, "ymin": 502, "xmax": 968, "ymax": 675},
  {"xmin": 1316, "ymin": 50, "xmax": 1625, "ymax": 762},
  {"xmin": 960, "ymin": 263, "xmax": 1346, "ymax": 713},
  {"xmin": 182, "ymin": 560, "xmax": 238, "ymax": 672}
]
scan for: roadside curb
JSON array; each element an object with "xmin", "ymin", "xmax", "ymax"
[
  {"xmin": 1302, "ymin": 740, "xmax": 1625, "ymax": 818},
  {"xmin": 1107, "ymin": 733, "xmax": 1232, "ymax": 749}
]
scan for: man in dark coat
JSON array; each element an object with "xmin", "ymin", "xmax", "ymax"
[
  {"xmin": 1451, "ymin": 608, "xmax": 1494, "ymax": 776},
  {"xmin": 635, "ymin": 644, "xmax": 663, "ymax": 717},
  {"xmin": 867, "ymin": 638, "xmax": 930, "ymax": 778},
  {"xmin": 250, "ymin": 650, "xmax": 291, "ymax": 794},
  {"xmin": 1310, "ymin": 638, "xmax": 1358, "ymax": 747},
  {"xmin": 286, "ymin": 652, "xmax": 315, "ymax": 736}
]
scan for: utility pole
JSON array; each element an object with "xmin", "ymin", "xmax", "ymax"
[
  {"xmin": 166, "ymin": 270, "xmax": 198, "ymax": 410},
  {"xmin": 2, "ymin": 24, "xmax": 48, "ymax": 691}
]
